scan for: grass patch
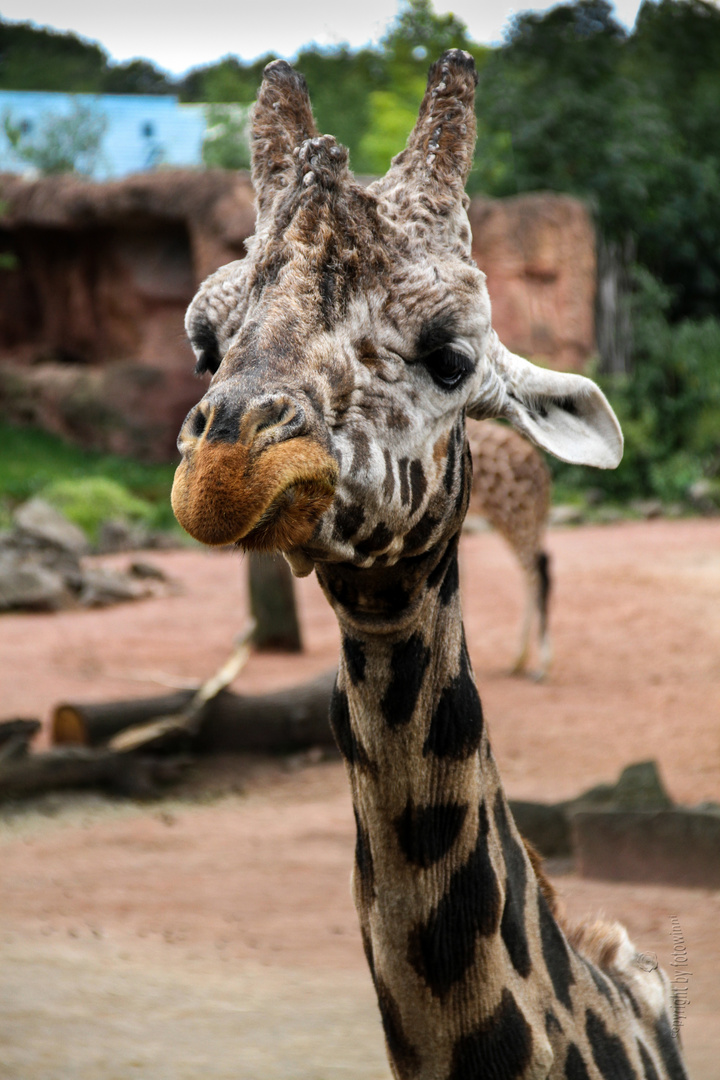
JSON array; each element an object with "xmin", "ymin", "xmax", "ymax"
[{"xmin": 0, "ymin": 421, "xmax": 181, "ymax": 535}]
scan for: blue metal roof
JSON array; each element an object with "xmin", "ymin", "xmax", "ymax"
[{"xmin": 0, "ymin": 91, "xmax": 207, "ymax": 179}]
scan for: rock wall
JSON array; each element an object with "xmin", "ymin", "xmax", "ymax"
[
  {"xmin": 469, "ymin": 192, "xmax": 596, "ymax": 372},
  {"xmin": 0, "ymin": 171, "xmax": 254, "ymax": 460},
  {"xmin": 0, "ymin": 173, "xmax": 596, "ymax": 461}
]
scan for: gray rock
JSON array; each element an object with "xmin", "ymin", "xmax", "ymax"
[
  {"xmin": 96, "ymin": 520, "xmax": 184, "ymax": 553},
  {"xmin": 565, "ymin": 760, "xmax": 673, "ymax": 813},
  {"xmin": 507, "ymin": 761, "xmax": 673, "ymax": 860},
  {"xmin": 0, "ymin": 550, "xmax": 69, "ymax": 611},
  {"xmin": 549, "ymin": 504, "xmax": 585, "ymax": 527},
  {"xmin": 13, "ymin": 498, "xmax": 88, "ymax": 555},
  {"xmin": 95, "ymin": 519, "xmax": 151, "ymax": 553},
  {"xmin": 129, "ymin": 560, "xmax": 167, "ymax": 581},
  {"xmin": 629, "ymin": 498, "xmax": 664, "ymax": 520},
  {"xmin": 77, "ymin": 567, "xmax": 149, "ymax": 608}
]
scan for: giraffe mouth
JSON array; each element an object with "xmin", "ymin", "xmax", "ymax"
[
  {"xmin": 237, "ymin": 475, "xmax": 337, "ymax": 552},
  {"xmin": 171, "ymin": 436, "xmax": 338, "ymax": 549}
]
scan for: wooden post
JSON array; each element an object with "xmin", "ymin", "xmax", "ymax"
[{"xmin": 248, "ymin": 552, "xmax": 302, "ymax": 652}]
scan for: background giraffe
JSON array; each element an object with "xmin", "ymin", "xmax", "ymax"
[
  {"xmin": 467, "ymin": 420, "xmax": 552, "ymax": 678},
  {"xmin": 171, "ymin": 52, "xmax": 686, "ymax": 1080}
]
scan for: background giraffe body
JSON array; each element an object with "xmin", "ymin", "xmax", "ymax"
[
  {"xmin": 467, "ymin": 420, "xmax": 552, "ymax": 677},
  {"xmin": 171, "ymin": 52, "xmax": 687, "ymax": 1080}
]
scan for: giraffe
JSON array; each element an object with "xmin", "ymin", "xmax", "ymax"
[
  {"xmin": 171, "ymin": 52, "xmax": 688, "ymax": 1080},
  {"xmin": 466, "ymin": 421, "xmax": 552, "ymax": 678}
]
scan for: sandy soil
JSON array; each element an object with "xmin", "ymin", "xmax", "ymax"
[{"xmin": 1, "ymin": 518, "xmax": 719, "ymax": 1079}]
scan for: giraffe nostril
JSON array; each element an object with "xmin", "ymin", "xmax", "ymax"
[
  {"xmin": 191, "ymin": 408, "xmax": 208, "ymax": 438},
  {"xmin": 256, "ymin": 400, "xmax": 292, "ymax": 434},
  {"xmin": 245, "ymin": 396, "xmax": 306, "ymax": 444}
]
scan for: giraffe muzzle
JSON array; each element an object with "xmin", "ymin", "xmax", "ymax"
[{"xmin": 172, "ymin": 395, "xmax": 338, "ymax": 549}]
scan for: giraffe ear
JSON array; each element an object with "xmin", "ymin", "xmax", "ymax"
[
  {"xmin": 468, "ymin": 332, "xmax": 623, "ymax": 469},
  {"xmin": 251, "ymin": 60, "xmax": 319, "ymax": 224}
]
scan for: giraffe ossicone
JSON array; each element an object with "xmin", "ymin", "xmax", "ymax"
[{"xmin": 172, "ymin": 49, "xmax": 686, "ymax": 1080}]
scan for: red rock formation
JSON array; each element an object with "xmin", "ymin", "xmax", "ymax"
[
  {"xmin": 0, "ymin": 172, "xmax": 255, "ymax": 460},
  {"xmin": 469, "ymin": 192, "xmax": 596, "ymax": 373}
]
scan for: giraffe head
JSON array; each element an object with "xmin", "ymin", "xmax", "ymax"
[{"xmin": 172, "ymin": 51, "xmax": 622, "ymax": 575}]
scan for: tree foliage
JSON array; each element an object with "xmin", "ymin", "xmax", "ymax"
[
  {"xmin": 0, "ymin": 18, "xmax": 172, "ymax": 95},
  {"xmin": 473, "ymin": 0, "xmax": 720, "ymax": 321},
  {"xmin": 202, "ymin": 104, "xmax": 252, "ymax": 170},
  {"xmin": 550, "ymin": 267, "xmax": 720, "ymax": 502}
]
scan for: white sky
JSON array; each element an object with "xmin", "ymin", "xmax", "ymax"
[{"xmin": 0, "ymin": 0, "xmax": 646, "ymax": 75}]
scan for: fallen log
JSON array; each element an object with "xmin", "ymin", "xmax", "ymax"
[
  {"xmin": 0, "ymin": 719, "xmax": 42, "ymax": 766},
  {"xmin": 53, "ymin": 669, "xmax": 339, "ymax": 756},
  {"xmin": 197, "ymin": 669, "xmax": 338, "ymax": 754},
  {"xmin": 0, "ymin": 747, "xmax": 189, "ymax": 802},
  {"xmin": 53, "ymin": 692, "xmax": 195, "ymax": 747},
  {"xmin": 0, "ymin": 718, "xmax": 41, "ymax": 747}
]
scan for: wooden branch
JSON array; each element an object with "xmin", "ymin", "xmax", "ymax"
[{"xmin": 107, "ymin": 619, "xmax": 256, "ymax": 753}]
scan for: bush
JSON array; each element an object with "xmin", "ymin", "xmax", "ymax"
[
  {"xmin": 38, "ymin": 477, "xmax": 155, "ymax": 541},
  {"xmin": 0, "ymin": 422, "xmax": 180, "ymax": 535},
  {"xmin": 550, "ymin": 268, "xmax": 720, "ymax": 505}
]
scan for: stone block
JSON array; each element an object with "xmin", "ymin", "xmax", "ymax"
[
  {"xmin": 509, "ymin": 800, "xmax": 572, "ymax": 857},
  {"xmin": 573, "ymin": 809, "xmax": 720, "ymax": 889}
]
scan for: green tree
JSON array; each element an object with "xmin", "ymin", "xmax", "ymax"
[
  {"xmin": 202, "ymin": 104, "xmax": 252, "ymax": 170},
  {"xmin": 625, "ymin": 0, "xmax": 720, "ymax": 319},
  {"xmin": 3, "ymin": 100, "xmax": 107, "ymax": 175},
  {"xmin": 472, "ymin": 0, "xmax": 720, "ymax": 321},
  {"xmin": 358, "ymin": 0, "xmax": 487, "ymax": 173},
  {"xmin": 179, "ymin": 56, "xmax": 269, "ymax": 104},
  {"xmin": 0, "ymin": 18, "xmax": 108, "ymax": 91},
  {"xmin": 102, "ymin": 59, "xmax": 173, "ymax": 95},
  {"xmin": 473, "ymin": 1, "xmax": 630, "ymax": 201},
  {"xmin": 294, "ymin": 46, "xmax": 379, "ymax": 173}
]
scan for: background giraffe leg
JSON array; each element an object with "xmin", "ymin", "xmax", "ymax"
[
  {"xmin": 510, "ymin": 576, "xmax": 535, "ymax": 677},
  {"xmin": 511, "ymin": 552, "xmax": 552, "ymax": 680},
  {"xmin": 535, "ymin": 551, "xmax": 552, "ymax": 680}
]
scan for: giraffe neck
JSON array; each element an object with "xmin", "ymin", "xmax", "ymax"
[{"xmin": 316, "ymin": 536, "xmax": 553, "ymax": 1079}]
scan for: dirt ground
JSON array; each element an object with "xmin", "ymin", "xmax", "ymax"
[{"xmin": 1, "ymin": 518, "xmax": 719, "ymax": 1079}]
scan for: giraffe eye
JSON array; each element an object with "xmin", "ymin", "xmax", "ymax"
[{"xmin": 423, "ymin": 347, "xmax": 474, "ymax": 390}]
